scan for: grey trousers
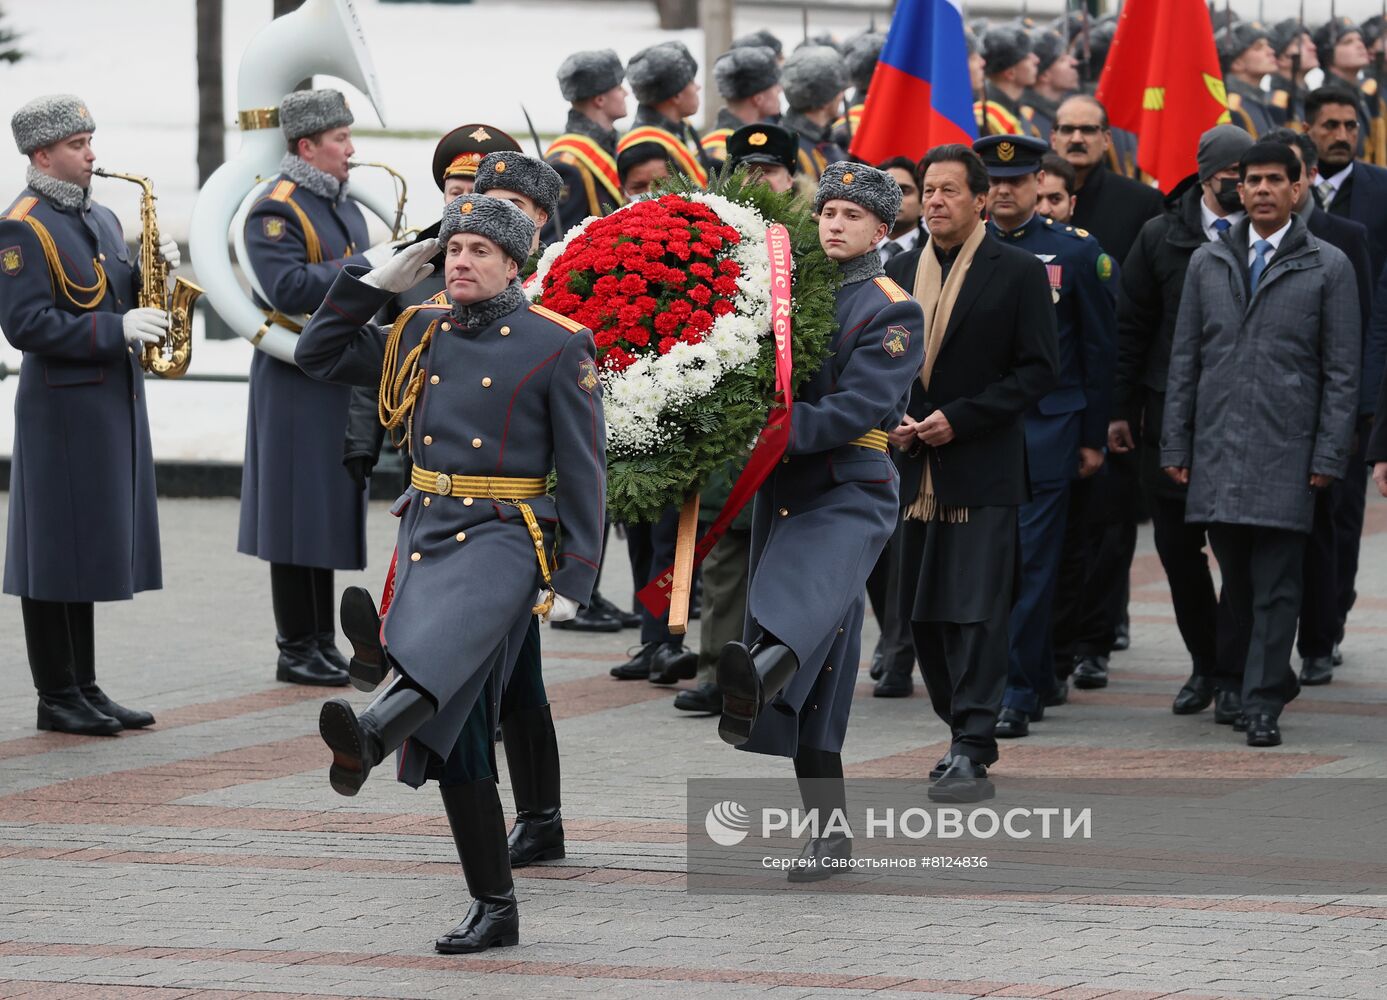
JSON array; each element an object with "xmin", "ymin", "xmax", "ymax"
[{"xmin": 696, "ymin": 529, "xmax": 752, "ymax": 684}]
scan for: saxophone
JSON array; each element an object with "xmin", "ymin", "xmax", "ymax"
[{"xmin": 95, "ymin": 168, "xmax": 203, "ymax": 378}]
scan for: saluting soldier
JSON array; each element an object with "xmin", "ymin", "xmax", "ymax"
[
  {"xmin": 716, "ymin": 162, "xmax": 925, "ymax": 880},
  {"xmin": 296, "ymin": 194, "xmax": 605, "ymax": 953},
  {"xmin": 618, "ymin": 41, "xmax": 713, "ymax": 186},
  {"xmin": 0, "ymin": 96, "xmax": 175, "ymax": 735},
  {"xmin": 543, "ymin": 50, "xmax": 628, "ymax": 244},
  {"xmin": 701, "ymin": 46, "xmax": 782, "ymax": 165},
  {"xmin": 976, "ymin": 26, "xmax": 1044, "ymax": 139},
  {"xmin": 239, "ymin": 89, "xmax": 399, "ymax": 688},
  {"xmin": 1268, "ymin": 18, "xmax": 1318, "ymax": 125},
  {"xmin": 780, "ymin": 46, "xmax": 850, "ymax": 188},
  {"xmin": 832, "ymin": 31, "xmax": 885, "ymax": 149},
  {"xmin": 1219, "ymin": 22, "xmax": 1284, "ymax": 137}
]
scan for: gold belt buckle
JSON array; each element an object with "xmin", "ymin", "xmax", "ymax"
[{"xmin": 434, "ymin": 472, "xmax": 452, "ymax": 497}]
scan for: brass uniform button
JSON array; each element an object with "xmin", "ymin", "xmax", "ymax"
[
  {"xmin": 463, "ymin": 497, "xmax": 474, "ymax": 506},
  {"xmin": 423, "ymin": 435, "xmax": 433, "ymax": 445},
  {"xmin": 423, "ymin": 496, "xmax": 431, "ymax": 507},
  {"xmin": 98, "ymin": 252, "xmax": 106, "ymax": 261},
  {"xmin": 778, "ymin": 507, "xmax": 789, "ymax": 517},
  {"xmin": 430, "ymin": 374, "xmax": 440, "ymax": 384},
  {"xmin": 472, "ymin": 437, "xmax": 482, "ymax": 448},
  {"xmin": 500, "ymin": 325, "xmax": 511, "ymax": 336},
  {"xmin": 481, "ymin": 377, "xmax": 492, "ymax": 387},
  {"xmin": 456, "ymin": 532, "xmax": 467, "ymax": 542},
  {"xmin": 441, "ymin": 322, "xmax": 451, "ymax": 331},
  {"xmin": 410, "ymin": 552, "xmax": 421, "ymax": 562}
]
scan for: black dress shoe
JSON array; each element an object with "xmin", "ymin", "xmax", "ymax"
[
  {"xmin": 1044, "ymin": 678, "xmax": 1069, "ymax": 707},
  {"xmin": 1172, "ymin": 674, "xmax": 1215, "ymax": 714},
  {"xmin": 339, "ymin": 587, "xmax": 388, "ymax": 692},
  {"xmin": 1245, "ymin": 712, "xmax": 1282, "ymax": 747},
  {"xmin": 610, "ymin": 644, "xmax": 655, "ymax": 680},
  {"xmin": 79, "ymin": 685, "xmax": 154, "ymax": 729},
  {"xmin": 277, "ymin": 636, "xmax": 350, "ymax": 687},
  {"xmin": 550, "ymin": 605, "xmax": 622, "ymax": 632},
  {"xmin": 786, "ymin": 834, "xmax": 852, "ymax": 883},
  {"xmin": 1232, "ymin": 713, "xmax": 1250, "ymax": 733},
  {"xmin": 36, "ymin": 689, "xmax": 122, "ymax": 736},
  {"xmin": 673, "ymin": 682, "xmax": 721, "ymax": 714},
  {"xmin": 1213, "ymin": 689, "xmax": 1243, "ymax": 725},
  {"xmin": 1112, "ymin": 621, "xmax": 1131, "ymax": 651},
  {"xmin": 995, "ymin": 707, "xmax": 1030, "ymax": 739},
  {"xmin": 928, "ymin": 752, "xmax": 954, "ymax": 780},
  {"xmin": 1332, "ymin": 642, "xmax": 1344, "ymax": 667},
  {"xmin": 648, "ymin": 643, "xmax": 699, "ymax": 685},
  {"xmin": 435, "ymin": 895, "xmax": 520, "ymax": 953},
  {"xmin": 1300, "ymin": 656, "xmax": 1334, "ymax": 686},
  {"xmin": 589, "ymin": 593, "xmax": 642, "ymax": 630},
  {"xmin": 928, "ymin": 756, "xmax": 995, "ymax": 803},
  {"xmin": 868, "ymin": 646, "xmax": 885, "ymax": 681},
  {"xmin": 1072, "ymin": 655, "xmax": 1109, "ymax": 689},
  {"xmin": 872, "ymin": 671, "xmax": 913, "ymax": 698}
]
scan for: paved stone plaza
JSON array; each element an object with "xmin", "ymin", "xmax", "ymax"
[{"xmin": 0, "ymin": 495, "xmax": 1384, "ymax": 1000}]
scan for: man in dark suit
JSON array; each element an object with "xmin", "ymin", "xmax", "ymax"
[{"xmin": 886, "ymin": 145, "xmax": 1059, "ymax": 802}]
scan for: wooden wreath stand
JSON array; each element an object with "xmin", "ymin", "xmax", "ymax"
[{"xmin": 666, "ymin": 493, "xmax": 701, "ymax": 635}]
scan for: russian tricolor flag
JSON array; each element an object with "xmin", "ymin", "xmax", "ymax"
[{"xmin": 849, "ymin": 0, "xmax": 977, "ymax": 164}]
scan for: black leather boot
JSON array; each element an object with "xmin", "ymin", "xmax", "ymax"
[
  {"xmin": 68, "ymin": 601, "xmax": 154, "ymax": 729},
  {"xmin": 501, "ymin": 704, "xmax": 565, "ymax": 867},
  {"xmin": 21, "ymin": 598, "xmax": 121, "ymax": 736},
  {"xmin": 318, "ymin": 677, "xmax": 435, "ymax": 796},
  {"xmin": 716, "ymin": 639, "xmax": 798, "ymax": 747},
  {"xmin": 787, "ymin": 747, "xmax": 851, "ymax": 883},
  {"xmin": 273, "ymin": 564, "xmax": 348, "ymax": 687},
  {"xmin": 312, "ymin": 568, "xmax": 352, "ymax": 674},
  {"xmin": 435, "ymin": 778, "xmax": 520, "ymax": 954},
  {"xmin": 339, "ymin": 586, "xmax": 389, "ymax": 692}
]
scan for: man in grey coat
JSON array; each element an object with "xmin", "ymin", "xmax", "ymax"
[{"xmin": 1162, "ymin": 142, "xmax": 1359, "ymax": 749}]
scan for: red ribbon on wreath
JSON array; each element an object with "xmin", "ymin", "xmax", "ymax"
[{"xmin": 637, "ymin": 222, "xmax": 795, "ymax": 617}]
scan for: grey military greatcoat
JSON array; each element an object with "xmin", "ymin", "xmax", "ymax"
[
  {"xmin": 238, "ymin": 173, "xmax": 371, "ymax": 569},
  {"xmin": 296, "ymin": 270, "xmax": 606, "ymax": 786},
  {"xmin": 0, "ymin": 186, "xmax": 160, "ymax": 602},
  {"xmin": 741, "ymin": 265, "xmax": 925, "ymax": 758}
]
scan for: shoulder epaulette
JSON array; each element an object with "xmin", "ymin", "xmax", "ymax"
[
  {"xmin": 529, "ymin": 302, "xmax": 586, "ymax": 333},
  {"xmin": 1271, "ymin": 89, "xmax": 1290, "ymax": 110},
  {"xmin": 872, "ymin": 276, "xmax": 910, "ymax": 303},
  {"xmin": 267, "ymin": 179, "xmax": 298, "ymax": 202},
  {"xmin": 5, "ymin": 196, "xmax": 38, "ymax": 221},
  {"xmin": 1228, "ymin": 92, "xmax": 1243, "ymax": 111},
  {"xmin": 1365, "ymin": 77, "xmax": 1379, "ymax": 97},
  {"xmin": 427, "ymin": 290, "xmax": 448, "ymax": 305}
]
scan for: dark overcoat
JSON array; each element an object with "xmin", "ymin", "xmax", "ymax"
[
  {"xmin": 238, "ymin": 172, "xmax": 371, "ymax": 569},
  {"xmin": 741, "ymin": 268, "xmax": 925, "ymax": 758},
  {"xmin": 296, "ymin": 270, "xmax": 605, "ymax": 785},
  {"xmin": 0, "ymin": 186, "xmax": 160, "ymax": 601}
]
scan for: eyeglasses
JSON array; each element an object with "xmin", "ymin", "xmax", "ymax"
[{"xmin": 1055, "ymin": 124, "xmax": 1104, "ymax": 137}]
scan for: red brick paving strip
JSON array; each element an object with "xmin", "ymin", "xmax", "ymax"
[{"xmin": 0, "ymin": 942, "xmax": 1254, "ymax": 998}]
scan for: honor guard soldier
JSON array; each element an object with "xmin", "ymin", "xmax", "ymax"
[
  {"xmin": 973, "ymin": 135, "xmax": 1116, "ymax": 732},
  {"xmin": 701, "ymin": 46, "xmax": 782, "ymax": 165},
  {"xmin": 977, "ymin": 26, "xmax": 1044, "ymax": 139},
  {"xmin": 716, "ymin": 162, "xmax": 925, "ymax": 879},
  {"xmin": 619, "ymin": 41, "xmax": 713, "ymax": 186},
  {"xmin": 473, "ymin": 150, "xmax": 562, "ymax": 269},
  {"xmin": 726, "ymin": 123, "xmax": 798, "ymax": 194},
  {"xmin": 239, "ymin": 88, "xmax": 399, "ymax": 688},
  {"xmin": 296, "ymin": 194, "xmax": 606, "ymax": 953},
  {"xmin": 1025, "ymin": 30, "xmax": 1079, "ymax": 138},
  {"xmin": 544, "ymin": 49, "xmax": 628, "ymax": 244},
  {"xmin": 1315, "ymin": 18, "xmax": 1386, "ymax": 164},
  {"xmin": 832, "ymin": 31, "xmax": 884, "ymax": 149},
  {"xmin": 731, "ymin": 29, "xmax": 785, "ymax": 65},
  {"xmin": 0, "ymin": 96, "xmax": 172, "ymax": 735},
  {"xmin": 1268, "ymin": 19, "xmax": 1318, "ymax": 125},
  {"xmin": 1219, "ymin": 22, "xmax": 1284, "ymax": 137},
  {"xmin": 780, "ymin": 46, "xmax": 850, "ymax": 187}
]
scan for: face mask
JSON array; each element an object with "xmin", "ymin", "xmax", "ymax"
[{"xmin": 1215, "ymin": 177, "xmax": 1243, "ymax": 213}]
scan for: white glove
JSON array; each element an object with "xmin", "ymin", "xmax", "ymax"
[
  {"xmin": 361, "ymin": 237, "xmax": 409, "ymax": 270},
  {"xmin": 123, "ymin": 307, "xmax": 169, "ymax": 346},
  {"xmin": 361, "ymin": 238, "xmax": 437, "ymax": 294},
  {"xmin": 539, "ymin": 592, "xmax": 580, "ymax": 624},
  {"xmin": 157, "ymin": 236, "xmax": 181, "ymax": 270}
]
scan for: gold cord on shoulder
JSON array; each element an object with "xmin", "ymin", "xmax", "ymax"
[
  {"xmin": 20, "ymin": 216, "xmax": 108, "ymax": 309},
  {"xmin": 378, "ymin": 307, "xmax": 437, "ymax": 447}
]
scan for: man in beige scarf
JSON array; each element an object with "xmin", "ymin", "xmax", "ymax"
[{"xmin": 883, "ymin": 144, "xmax": 1059, "ymax": 804}]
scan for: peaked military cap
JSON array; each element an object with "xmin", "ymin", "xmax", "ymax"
[
  {"xmin": 438, "ymin": 193, "xmax": 535, "ymax": 266},
  {"xmin": 431, "ymin": 124, "xmax": 521, "ymax": 191},
  {"xmin": 727, "ymin": 123, "xmax": 798, "ymax": 175},
  {"xmin": 814, "ymin": 160, "xmax": 901, "ymax": 224},
  {"xmin": 714, "ymin": 45, "xmax": 781, "ymax": 100},
  {"xmin": 11, "ymin": 94, "xmax": 95, "ymax": 155},
  {"xmin": 982, "ymin": 25, "xmax": 1033, "ymax": 76},
  {"xmin": 280, "ymin": 89, "xmax": 353, "ymax": 142},
  {"xmin": 628, "ymin": 41, "xmax": 698, "ymax": 105},
  {"xmin": 474, "ymin": 151, "xmax": 563, "ymax": 220},
  {"xmin": 782, "ymin": 44, "xmax": 849, "ymax": 112},
  {"xmin": 974, "ymin": 133, "xmax": 1049, "ymax": 177},
  {"xmin": 731, "ymin": 29, "xmax": 784, "ymax": 59},
  {"xmin": 843, "ymin": 31, "xmax": 886, "ymax": 93},
  {"xmin": 558, "ymin": 49, "xmax": 626, "ymax": 102}
]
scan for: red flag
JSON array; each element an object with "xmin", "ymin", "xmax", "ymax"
[{"xmin": 1095, "ymin": 0, "xmax": 1232, "ymax": 193}]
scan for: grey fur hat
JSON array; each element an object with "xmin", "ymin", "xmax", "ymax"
[
  {"xmin": 844, "ymin": 32, "xmax": 886, "ymax": 93},
  {"xmin": 814, "ymin": 161, "xmax": 901, "ymax": 225},
  {"xmin": 714, "ymin": 46, "xmax": 781, "ymax": 100},
  {"xmin": 1216, "ymin": 22, "xmax": 1271, "ymax": 71},
  {"xmin": 11, "ymin": 95, "xmax": 95, "ymax": 155},
  {"xmin": 982, "ymin": 25, "xmax": 1033, "ymax": 76},
  {"xmin": 437, "ymin": 194, "xmax": 536, "ymax": 266},
  {"xmin": 280, "ymin": 89, "xmax": 353, "ymax": 142},
  {"xmin": 732, "ymin": 29, "xmax": 783, "ymax": 58},
  {"xmin": 558, "ymin": 49, "xmax": 625, "ymax": 102},
  {"xmin": 782, "ymin": 45, "xmax": 849, "ymax": 112},
  {"xmin": 628, "ymin": 41, "xmax": 698, "ymax": 105},
  {"xmin": 474, "ymin": 151, "xmax": 563, "ymax": 221}
]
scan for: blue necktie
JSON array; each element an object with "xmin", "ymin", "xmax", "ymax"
[
  {"xmin": 1249, "ymin": 239, "xmax": 1272, "ymax": 296},
  {"xmin": 1212, "ymin": 217, "xmax": 1231, "ymax": 236}
]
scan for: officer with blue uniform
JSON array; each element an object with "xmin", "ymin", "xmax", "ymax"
[
  {"xmin": 296, "ymin": 193, "xmax": 606, "ymax": 954},
  {"xmin": 975, "ymin": 134, "xmax": 1116, "ymax": 738},
  {"xmin": 717, "ymin": 161, "xmax": 926, "ymax": 880},
  {"xmin": 239, "ymin": 88, "xmax": 400, "ymax": 688},
  {"xmin": 0, "ymin": 95, "xmax": 176, "ymax": 735}
]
